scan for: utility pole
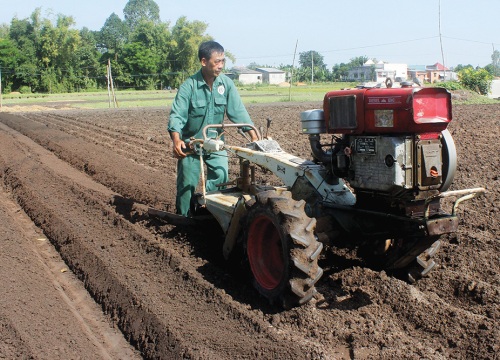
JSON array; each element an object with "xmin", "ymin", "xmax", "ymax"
[
  {"xmin": 289, "ymin": 39, "xmax": 298, "ymax": 101},
  {"xmin": 107, "ymin": 60, "xmax": 112, "ymax": 108},
  {"xmin": 438, "ymin": 0, "xmax": 447, "ymax": 81},
  {"xmin": 311, "ymin": 51, "xmax": 314, "ymax": 84},
  {"xmin": 494, "ymin": 43, "xmax": 498, "ymax": 76}
]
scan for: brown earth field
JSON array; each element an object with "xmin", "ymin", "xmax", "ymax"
[{"xmin": 0, "ymin": 101, "xmax": 499, "ymax": 360}]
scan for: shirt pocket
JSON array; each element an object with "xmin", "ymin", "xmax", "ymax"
[
  {"xmin": 189, "ymin": 99, "xmax": 207, "ymax": 119},
  {"xmin": 214, "ymin": 96, "xmax": 227, "ymax": 115}
]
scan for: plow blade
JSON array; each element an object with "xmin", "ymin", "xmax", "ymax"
[{"xmin": 147, "ymin": 208, "xmax": 216, "ymax": 227}]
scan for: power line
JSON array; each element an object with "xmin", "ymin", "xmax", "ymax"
[
  {"xmin": 442, "ymin": 35, "xmax": 500, "ymax": 46},
  {"xmin": 235, "ymin": 36, "xmax": 442, "ymax": 61},
  {"xmin": 321, "ymin": 36, "xmax": 442, "ymax": 53},
  {"xmin": 235, "ymin": 35, "xmax": 498, "ymax": 65}
]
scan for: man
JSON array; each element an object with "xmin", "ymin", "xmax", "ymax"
[{"xmin": 168, "ymin": 41, "xmax": 258, "ymax": 216}]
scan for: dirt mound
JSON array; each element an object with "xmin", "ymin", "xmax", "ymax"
[
  {"xmin": 0, "ymin": 102, "xmax": 498, "ymax": 359},
  {"xmin": 449, "ymin": 89, "xmax": 479, "ymax": 102}
]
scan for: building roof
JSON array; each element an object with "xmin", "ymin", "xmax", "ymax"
[
  {"xmin": 408, "ymin": 65, "xmax": 427, "ymax": 71},
  {"xmin": 428, "ymin": 62, "xmax": 450, "ymax": 71},
  {"xmin": 256, "ymin": 67, "xmax": 285, "ymax": 73},
  {"xmin": 408, "ymin": 63, "xmax": 452, "ymax": 72},
  {"xmin": 230, "ymin": 67, "xmax": 262, "ymax": 74}
]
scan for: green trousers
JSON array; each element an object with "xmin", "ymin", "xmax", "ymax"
[{"xmin": 176, "ymin": 151, "xmax": 228, "ymax": 216}]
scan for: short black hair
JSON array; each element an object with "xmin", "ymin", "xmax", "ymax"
[{"xmin": 198, "ymin": 41, "xmax": 224, "ymax": 61}]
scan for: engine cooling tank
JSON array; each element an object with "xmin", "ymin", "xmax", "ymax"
[{"xmin": 300, "ymin": 109, "xmax": 325, "ymax": 134}]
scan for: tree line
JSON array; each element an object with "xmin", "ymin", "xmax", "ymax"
[
  {"xmin": 0, "ymin": 0, "xmax": 212, "ymax": 93},
  {"xmin": 0, "ymin": 0, "xmax": 498, "ymax": 94}
]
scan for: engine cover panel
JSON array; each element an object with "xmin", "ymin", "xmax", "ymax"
[
  {"xmin": 417, "ymin": 138, "xmax": 443, "ymax": 190},
  {"xmin": 348, "ymin": 135, "xmax": 414, "ymax": 193}
]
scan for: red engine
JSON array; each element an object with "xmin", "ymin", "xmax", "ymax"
[
  {"xmin": 302, "ymin": 86, "xmax": 457, "ymax": 204},
  {"xmin": 323, "ymin": 87, "xmax": 452, "ymax": 135}
]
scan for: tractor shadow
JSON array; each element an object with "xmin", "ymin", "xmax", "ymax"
[{"xmin": 111, "ymin": 195, "xmax": 374, "ymax": 313}]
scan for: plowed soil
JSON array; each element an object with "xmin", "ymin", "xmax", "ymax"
[{"xmin": 0, "ymin": 101, "xmax": 498, "ymax": 360}]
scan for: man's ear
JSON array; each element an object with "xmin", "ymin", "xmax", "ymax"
[{"xmin": 200, "ymin": 58, "xmax": 207, "ymax": 67}]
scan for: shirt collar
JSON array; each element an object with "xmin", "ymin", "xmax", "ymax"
[{"xmin": 195, "ymin": 69, "xmax": 223, "ymax": 89}]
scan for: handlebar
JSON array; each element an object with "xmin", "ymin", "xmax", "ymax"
[{"xmin": 202, "ymin": 123, "xmax": 262, "ymax": 141}]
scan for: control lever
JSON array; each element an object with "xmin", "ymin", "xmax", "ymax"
[{"xmin": 266, "ymin": 118, "xmax": 272, "ymax": 139}]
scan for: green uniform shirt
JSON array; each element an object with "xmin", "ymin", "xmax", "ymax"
[{"xmin": 168, "ymin": 70, "xmax": 253, "ymax": 141}]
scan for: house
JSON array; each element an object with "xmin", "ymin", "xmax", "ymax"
[
  {"xmin": 347, "ymin": 60, "xmax": 375, "ymax": 81},
  {"xmin": 256, "ymin": 68, "xmax": 286, "ymax": 85},
  {"xmin": 347, "ymin": 60, "xmax": 408, "ymax": 83},
  {"xmin": 408, "ymin": 63, "xmax": 457, "ymax": 83},
  {"xmin": 347, "ymin": 60, "xmax": 457, "ymax": 85},
  {"xmin": 226, "ymin": 67, "xmax": 262, "ymax": 85},
  {"xmin": 407, "ymin": 65, "xmax": 428, "ymax": 85},
  {"xmin": 426, "ymin": 62, "xmax": 457, "ymax": 82}
]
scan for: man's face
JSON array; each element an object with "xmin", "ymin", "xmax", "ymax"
[{"xmin": 202, "ymin": 51, "xmax": 225, "ymax": 78}]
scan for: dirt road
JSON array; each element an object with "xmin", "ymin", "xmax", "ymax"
[{"xmin": 0, "ymin": 102, "xmax": 498, "ymax": 359}]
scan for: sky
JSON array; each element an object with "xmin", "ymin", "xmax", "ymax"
[{"xmin": 1, "ymin": 0, "xmax": 499, "ymax": 69}]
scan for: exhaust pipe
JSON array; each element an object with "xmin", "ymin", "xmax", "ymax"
[{"xmin": 308, "ymin": 134, "xmax": 331, "ymax": 163}]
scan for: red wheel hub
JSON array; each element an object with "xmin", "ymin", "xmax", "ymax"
[{"xmin": 247, "ymin": 215, "xmax": 285, "ymax": 290}]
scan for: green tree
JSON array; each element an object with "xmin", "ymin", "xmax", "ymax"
[
  {"xmin": 129, "ymin": 19, "xmax": 171, "ymax": 51},
  {"xmin": 1, "ymin": 3, "xmax": 218, "ymax": 93},
  {"xmin": 348, "ymin": 55, "xmax": 369, "ymax": 68},
  {"xmin": 0, "ymin": 38, "xmax": 19, "ymax": 92},
  {"xmin": 75, "ymin": 28, "xmax": 103, "ymax": 90},
  {"xmin": 8, "ymin": 11, "xmax": 42, "ymax": 91},
  {"xmin": 54, "ymin": 15, "xmax": 81, "ymax": 68},
  {"xmin": 37, "ymin": 14, "xmax": 82, "ymax": 92},
  {"xmin": 125, "ymin": 19, "xmax": 173, "ymax": 89},
  {"xmin": 484, "ymin": 64, "xmax": 498, "ymax": 77},
  {"xmin": 0, "ymin": 24, "xmax": 9, "ymax": 39},
  {"xmin": 20, "ymin": 12, "xmax": 86, "ymax": 93},
  {"xmin": 299, "ymin": 50, "xmax": 326, "ymax": 69},
  {"xmin": 454, "ymin": 64, "xmax": 473, "ymax": 72},
  {"xmin": 331, "ymin": 63, "xmax": 349, "ymax": 81},
  {"xmin": 297, "ymin": 50, "xmax": 330, "ymax": 82},
  {"xmin": 485, "ymin": 50, "xmax": 500, "ymax": 77},
  {"xmin": 123, "ymin": 0, "xmax": 160, "ymax": 31},
  {"xmin": 98, "ymin": 13, "xmax": 128, "ymax": 58},
  {"xmin": 330, "ymin": 56, "xmax": 375, "ymax": 82},
  {"xmin": 169, "ymin": 16, "xmax": 210, "ymax": 86},
  {"xmin": 314, "ymin": 67, "xmax": 330, "ymax": 82},
  {"xmin": 458, "ymin": 67, "xmax": 493, "ymax": 95},
  {"xmin": 121, "ymin": 42, "xmax": 160, "ymax": 89}
]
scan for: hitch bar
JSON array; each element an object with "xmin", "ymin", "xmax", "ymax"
[{"xmin": 424, "ymin": 187, "xmax": 486, "ymax": 218}]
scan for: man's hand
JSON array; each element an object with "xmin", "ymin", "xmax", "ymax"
[
  {"xmin": 170, "ymin": 132, "xmax": 187, "ymax": 159},
  {"xmin": 247, "ymin": 129, "xmax": 259, "ymax": 142}
]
